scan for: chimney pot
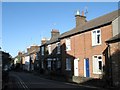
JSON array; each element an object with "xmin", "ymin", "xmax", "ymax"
[
  {"xmin": 82, "ymin": 11, "xmax": 84, "ymax": 16},
  {"xmin": 75, "ymin": 10, "xmax": 86, "ymax": 28},
  {"xmin": 76, "ymin": 10, "xmax": 80, "ymax": 16}
]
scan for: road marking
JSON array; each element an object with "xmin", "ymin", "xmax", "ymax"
[
  {"xmin": 16, "ymin": 76, "xmax": 29, "ymax": 90},
  {"xmin": 10, "ymin": 74, "xmax": 29, "ymax": 90}
]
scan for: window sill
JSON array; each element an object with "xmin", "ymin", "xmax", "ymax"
[
  {"xmin": 66, "ymin": 50, "xmax": 71, "ymax": 52},
  {"xmin": 57, "ymin": 53, "xmax": 60, "ymax": 54},
  {"xmin": 93, "ymin": 72, "xmax": 102, "ymax": 74},
  {"xmin": 92, "ymin": 43, "xmax": 102, "ymax": 47},
  {"xmin": 65, "ymin": 69, "xmax": 71, "ymax": 71}
]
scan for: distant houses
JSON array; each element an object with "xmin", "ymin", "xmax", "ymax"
[
  {"xmin": 14, "ymin": 9, "xmax": 120, "ymax": 87},
  {"xmin": 14, "ymin": 45, "xmax": 39, "ymax": 71}
]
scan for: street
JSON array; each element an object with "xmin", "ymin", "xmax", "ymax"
[{"xmin": 4, "ymin": 71, "xmax": 105, "ymax": 90}]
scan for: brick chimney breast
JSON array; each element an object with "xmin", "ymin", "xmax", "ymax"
[
  {"xmin": 51, "ymin": 29, "xmax": 60, "ymax": 38},
  {"xmin": 75, "ymin": 10, "xmax": 86, "ymax": 28}
]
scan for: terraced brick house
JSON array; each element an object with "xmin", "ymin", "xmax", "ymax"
[
  {"xmin": 39, "ymin": 38, "xmax": 49, "ymax": 74},
  {"xmin": 59, "ymin": 9, "xmax": 119, "ymax": 82},
  {"xmin": 45, "ymin": 29, "xmax": 61, "ymax": 75}
]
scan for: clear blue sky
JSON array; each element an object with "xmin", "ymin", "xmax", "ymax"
[{"xmin": 2, "ymin": 2, "xmax": 118, "ymax": 57}]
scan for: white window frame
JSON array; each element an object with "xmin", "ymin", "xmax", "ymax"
[
  {"xmin": 56, "ymin": 42, "xmax": 61, "ymax": 54},
  {"xmin": 41, "ymin": 46, "xmax": 44, "ymax": 55},
  {"xmin": 92, "ymin": 55, "xmax": 103, "ymax": 74},
  {"xmin": 66, "ymin": 58, "xmax": 71, "ymax": 71},
  {"xmin": 36, "ymin": 53, "xmax": 39, "ymax": 60},
  {"xmin": 91, "ymin": 29, "xmax": 101, "ymax": 46},
  {"xmin": 48, "ymin": 45, "xmax": 52, "ymax": 55},
  {"xmin": 65, "ymin": 38, "xmax": 71, "ymax": 51},
  {"xmin": 31, "ymin": 54, "xmax": 34, "ymax": 61}
]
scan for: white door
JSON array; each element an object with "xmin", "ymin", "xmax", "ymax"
[{"xmin": 74, "ymin": 59, "xmax": 79, "ymax": 76}]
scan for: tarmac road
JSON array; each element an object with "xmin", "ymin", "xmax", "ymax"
[{"xmin": 6, "ymin": 71, "xmax": 105, "ymax": 90}]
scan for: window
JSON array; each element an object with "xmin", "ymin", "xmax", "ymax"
[
  {"xmin": 91, "ymin": 29, "xmax": 101, "ymax": 46},
  {"xmin": 56, "ymin": 42, "xmax": 60, "ymax": 54},
  {"xmin": 56, "ymin": 58, "xmax": 61, "ymax": 69},
  {"xmin": 93, "ymin": 55, "xmax": 103, "ymax": 74},
  {"xmin": 66, "ymin": 38, "xmax": 71, "ymax": 51},
  {"xmin": 37, "ymin": 64, "xmax": 39, "ymax": 67},
  {"xmin": 48, "ymin": 45, "xmax": 52, "ymax": 54},
  {"xmin": 36, "ymin": 54, "xmax": 39, "ymax": 60},
  {"xmin": 41, "ymin": 46, "xmax": 44, "ymax": 55},
  {"xmin": 47, "ymin": 58, "xmax": 52, "ymax": 70},
  {"xmin": 31, "ymin": 54, "xmax": 34, "ymax": 61},
  {"xmin": 66, "ymin": 58, "xmax": 71, "ymax": 70}
]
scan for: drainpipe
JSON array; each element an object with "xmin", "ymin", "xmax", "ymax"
[{"xmin": 107, "ymin": 44, "xmax": 113, "ymax": 86}]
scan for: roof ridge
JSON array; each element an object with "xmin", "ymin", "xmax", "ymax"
[{"xmin": 60, "ymin": 9, "xmax": 119, "ymax": 39}]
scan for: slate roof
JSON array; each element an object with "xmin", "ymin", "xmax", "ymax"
[
  {"xmin": 60, "ymin": 9, "xmax": 120, "ymax": 39},
  {"xmin": 106, "ymin": 33, "xmax": 120, "ymax": 43}
]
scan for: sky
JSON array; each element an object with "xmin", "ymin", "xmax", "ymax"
[{"xmin": 2, "ymin": 2, "xmax": 118, "ymax": 57}]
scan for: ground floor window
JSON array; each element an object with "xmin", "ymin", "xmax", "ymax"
[
  {"xmin": 66, "ymin": 58, "xmax": 71, "ymax": 71},
  {"xmin": 56, "ymin": 58, "xmax": 61, "ymax": 69},
  {"xmin": 47, "ymin": 58, "xmax": 52, "ymax": 70},
  {"xmin": 93, "ymin": 55, "xmax": 103, "ymax": 74},
  {"xmin": 57, "ymin": 60, "xmax": 61, "ymax": 69}
]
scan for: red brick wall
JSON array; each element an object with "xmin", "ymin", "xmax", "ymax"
[{"xmin": 61, "ymin": 24, "xmax": 113, "ymax": 78}]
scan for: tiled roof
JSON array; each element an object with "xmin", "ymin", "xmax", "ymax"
[
  {"xmin": 46, "ymin": 35, "xmax": 60, "ymax": 45},
  {"xmin": 106, "ymin": 33, "xmax": 120, "ymax": 43},
  {"xmin": 60, "ymin": 9, "xmax": 120, "ymax": 39}
]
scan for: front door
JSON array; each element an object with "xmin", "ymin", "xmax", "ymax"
[
  {"xmin": 74, "ymin": 59, "xmax": 79, "ymax": 76},
  {"xmin": 84, "ymin": 58, "xmax": 90, "ymax": 77}
]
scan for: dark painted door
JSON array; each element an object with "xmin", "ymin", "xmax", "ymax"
[{"xmin": 86, "ymin": 58, "xmax": 90, "ymax": 77}]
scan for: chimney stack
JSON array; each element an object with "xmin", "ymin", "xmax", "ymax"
[
  {"xmin": 41, "ymin": 38, "xmax": 47, "ymax": 45},
  {"xmin": 75, "ymin": 10, "xmax": 86, "ymax": 28},
  {"xmin": 51, "ymin": 29, "xmax": 60, "ymax": 38},
  {"xmin": 27, "ymin": 47, "xmax": 30, "ymax": 53}
]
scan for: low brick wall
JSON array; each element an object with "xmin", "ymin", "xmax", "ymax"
[{"xmin": 72, "ymin": 76, "xmax": 92, "ymax": 83}]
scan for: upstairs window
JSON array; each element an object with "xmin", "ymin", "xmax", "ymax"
[
  {"xmin": 41, "ymin": 46, "xmax": 44, "ymax": 55},
  {"xmin": 66, "ymin": 38, "xmax": 71, "ymax": 51},
  {"xmin": 56, "ymin": 42, "xmax": 61, "ymax": 54},
  {"xmin": 91, "ymin": 29, "xmax": 101, "ymax": 46},
  {"xmin": 31, "ymin": 54, "xmax": 34, "ymax": 61},
  {"xmin": 36, "ymin": 54, "xmax": 39, "ymax": 60},
  {"xmin": 48, "ymin": 45, "xmax": 52, "ymax": 55}
]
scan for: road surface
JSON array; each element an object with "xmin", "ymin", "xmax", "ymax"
[{"xmin": 6, "ymin": 71, "xmax": 105, "ymax": 90}]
